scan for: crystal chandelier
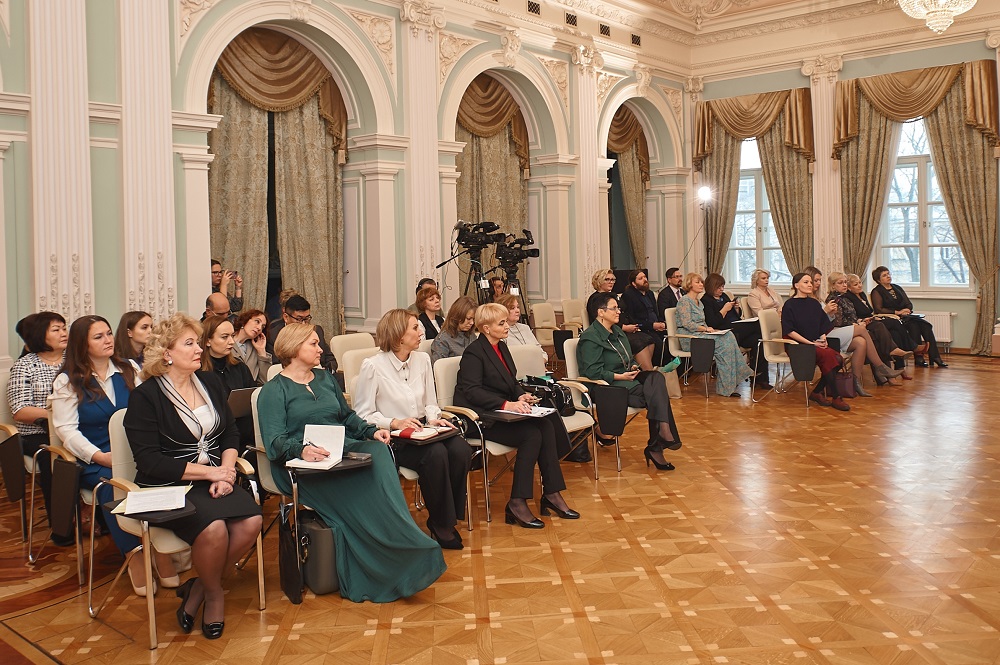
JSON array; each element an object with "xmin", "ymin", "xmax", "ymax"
[{"xmin": 893, "ymin": 0, "xmax": 978, "ymax": 34}]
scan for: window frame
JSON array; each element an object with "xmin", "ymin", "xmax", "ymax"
[{"xmin": 722, "ymin": 165, "xmax": 790, "ymax": 290}]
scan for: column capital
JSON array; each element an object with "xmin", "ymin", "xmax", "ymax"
[
  {"xmin": 987, "ymin": 30, "xmax": 1000, "ymax": 50},
  {"xmin": 0, "ymin": 139, "xmax": 10, "ymax": 155},
  {"xmin": 685, "ymin": 76, "xmax": 704, "ymax": 103},
  {"xmin": 175, "ymin": 144, "xmax": 215, "ymax": 169},
  {"xmin": 172, "ymin": 110, "xmax": 222, "ymax": 133},
  {"xmin": 400, "ymin": 0, "xmax": 445, "ymax": 39},
  {"xmin": 634, "ymin": 64, "xmax": 651, "ymax": 98},
  {"xmin": 571, "ymin": 44, "xmax": 603, "ymax": 76},
  {"xmin": 801, "ymin": 55, "xmax": 843, "ymax": 83}
]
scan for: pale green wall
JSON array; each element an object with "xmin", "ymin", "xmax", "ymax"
[
  {"xmin": 5, "ymin": 142, "xmax": 32, "ymax": 359},
  {"xmin": 703, "ymin": 69, "xmax": 807, "ymax": 100},
  {"xmin": 86, "ymin": 0, "xmax": 120, "ymax": 103},
  {"xmin": 90, "ymin": 147, "xmax": 124, "ymax": 325},
  {"xmin": 0, "ymin": 0, "xmax": 28, "ymax": 93},
  {"xmin": 173, "ymin": 155, "xmax": 190, "ymax": 314},
  {"xmin": 842, "ymin": 41, "xmax": 994, "ymax": 79}
]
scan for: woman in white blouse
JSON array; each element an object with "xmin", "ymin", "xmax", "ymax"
[
  {"xmin": 51, "ymin": 315, "xmax": 178, "ymax": 596},
  {"xmin": 495, "ymin": 294, "xmax": 548, "ymax": 363},
  {"xmin": 353, "ymin": 309, "xmax": 472, "ymax": 550},
  {"xmin": 745, "ymin": 269, "xmax": 783, "ymax": 318}
]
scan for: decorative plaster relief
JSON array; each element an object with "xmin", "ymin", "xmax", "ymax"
[
  {"xmin": 179, "ymin": 0, "xmax": 215, "ymax": 37},
  {"xmin": 538, "ymin": 57, "xmax": 570, "ymax": 112},
  {"xmin": 692, "ymin": 3, "xmax": 886, "ymax": 45},
  {"xmin": 552, "ymin": 0, "xmax": 694, "ymax": 45},
  {"xmin": 349, "ymin": 11, "xmax": 396, "ymax": 77},
  {"xmin": 634, "ymin": 65, "xmax": 651, "ymax": 98},
  {"xmin": 662, "ymin": 86, "xmax": 683, "ymax": 131},
  {"xmin": 500, "ymin": 28, "xmax": 521, "ymax": 69},
  {"xmin": 597, "ymin": 71, "xmax": 625, "ymax": 110},
  {"xmin": 400, "ymin": 0, "xmax": 445, "ymax": 39},
  {"xmin": 439, "ymin": 32, "xmax": 481, "ymax": 84},
  {"xmin": 684, "ymin": 75, "xmax": 703, "ymax": 103},
  {"xmin": 571, "ymin": 44, "xmax": 603, "ymax": 75},
  {"xmin": 801, "ymin": 54, "xmax": 843, "ymax": 83},
  {"xmin": 987, "ymin": 31, "xmax": 1000, "ymax": 50},
  {"xmin": 669, "ymin": 0, "xmax": 753, "ymax": 29},
  {"xmin": 290, "ymin": 0, "xmax": 312, "ymax": 23}
]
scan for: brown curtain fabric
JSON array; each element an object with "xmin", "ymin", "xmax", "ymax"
[
  {"xmin": 694, "ymin": 89, "xmax": 814, "ymax": 170},
  {"xmin": 701, "ymin": 118, "xmax": 743, "ymax": 274},
  {"xmin": 834, "ymin": 61, "xmax": 999, "ymax": 158},
  {"xmin": 214, "ymin": 27, "xmax": 348, "ymax": 156},
  {"xmin": 607, "ymin": 106, "xmax": 650, "ymax": 183},
  {"xmin": 924, "ymin": 78, "xmax": 999, "ymax": 355},
  {"xmin": 273, "ymin": 94, "xmax": 344, "ymax": 336},
  {"xmin": 756, "ymin": 110, "xmax": 814, "ymax": 274},
  {"xmin": 207, "ymin": 73, "xmax": 270, "ymax": 314},
  {"xmin": 457, "ymin": 73, "xmax": 529, "ymax": 172},
  {"xmin": 616, "ymin": 141, "xmax": 647, "ymax": 267},
  {"xmin": 839, "ymin": 93, "xmax": 901, "ymax": 277}
]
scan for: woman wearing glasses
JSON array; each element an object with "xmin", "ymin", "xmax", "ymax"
[{"xmin": 586, "ymin": 269, "xmax": 656, "ymax": 370}]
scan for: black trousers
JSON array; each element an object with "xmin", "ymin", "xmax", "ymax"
[
  {"xmin": 628, "ymin": 372, "xmax": 681, "ymax": 450},
  {"xmin": 483, "ymin": 413, "xmax": 567, "ymax": 500},
  {"xmin": 879, "ymin": 316, "xmax": 916, "ymax": 352},
  {"xmin": 903, "ymin": 317, "xmax": 942, "ymax": 361},
  {"xmin": 394, "ymin": 435, "xmax": 472, "ymax": 529},
  {"xmin": 21, "ymin": 433, "xmax": 53, "ymax": 522}
]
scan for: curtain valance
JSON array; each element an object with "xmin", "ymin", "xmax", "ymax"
[
  {"xmin": 210, "ymin": 27, "xmax": 348, "ymax": 154},
  {"xmin": 457, "ymin": 73, "xmax": 529, "ymax": 171},
  {"xmin": 694, "ymin": 88, "xmax": 813, "ymax": 170},
  {"xmin": 608, "ymin": 105, "xmax": 650, "ymax": 184},
  {"xmin": 833, "ymin": 60, "xmax": 998, "ymax": 158}
]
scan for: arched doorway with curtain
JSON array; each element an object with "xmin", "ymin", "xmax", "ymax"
[
  {"xmin": 207, "ymin": 27, "xmax": 349, "ymax": 336},
  {"xmin": 607, "ymin": 103, "xmax": 651, "ymax": 271},
  {"xmin": 454, "ymin": 72, "xmax": 531, "ymax": 306}
]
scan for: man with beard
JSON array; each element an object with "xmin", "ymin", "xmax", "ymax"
[{"xmin": 620, "ymin": 269, "xmax": 668, "ymax": 363}]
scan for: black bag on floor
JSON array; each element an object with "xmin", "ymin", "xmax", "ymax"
[
  {"xmin": 299, "ymin": 509, "xmax": 340, "ymax": 595},
  {"xmin": 278, "ymin": 503, "xmax": 304, "ymax": 604}
]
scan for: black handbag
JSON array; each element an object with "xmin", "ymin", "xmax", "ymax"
[
  {"xmin": 519, "ymin": 375, "xmax": 575, "ymax": 416},
  {"xmin": 277, "ymin": 503, "xmax": 304, "ymax": 604}
]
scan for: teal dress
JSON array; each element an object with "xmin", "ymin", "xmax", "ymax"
[
  {"xmin": 257, "ymin": 369, "xmax": 446, "ymax": 603},
  {"xmin": 675, "ymin": 296, "xmax": 753, "ymax": 396}
]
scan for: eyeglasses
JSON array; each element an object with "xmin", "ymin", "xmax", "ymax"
[
  {"xmin": 600, "ymin": 305, "xmax": 621, "ymax": 312},
  {"xmin": 288, "ymin": 313, "xmax": 313, "ymax": 323},
  {"xmin": 213, "ymin": 310, "xmax": 231, "ymax": 317},
  {"xmin": 211, "ymin": 270, "xmax": 224, "ymax": 275},
  {"xmin": 603, "ymin": 277, "xmax": 616, "ymax": 282}
]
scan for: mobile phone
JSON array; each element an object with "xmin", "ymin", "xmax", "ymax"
[{"xmin": 346, "ymin": 451, "xmax": 371, "ymax": 461}]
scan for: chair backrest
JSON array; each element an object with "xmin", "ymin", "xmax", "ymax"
[
  {"xmin": 433, "ymin": 357, "xmax": 461, "ymax": 407},
  {"xmin": 266, "ymin": 364, "xmax": 283, "ymax": 381},
  {"xmin": 417, "ymin": 339, "xmax": 433, "ymax": 355},
  {"xmin": 563, "ymin": 338, "xmax": 582, "ymax": 379},
  {"xmin": 108, "ymin": 410, "xmax": 137, "ymax": 495},
  {"xmin": 0, "ymin": 368, "xmax": 16, "ymax": 430},
  {"xmin": 562, "ymin": 299, "xmax": 588, "ymax": 329},
  {"xmin": 250, "ymin": 388, "xmax": 282, "ymax": 496},
  {"xmin": 531, "ymin": 302, "xmax": 557, "ymax": 329},
  {"xmin": 758, "ymin": 309, "xmax": 790, "ymax": 361},
  {"xmin": 664, "ymin": 308, "xmax": 689, "ymax": 357},
  {"xmin": 740, "ymin": 297, "xmax": 752, "ymax": 320},
  {"xmin": 508, "ymin": 344, "xmax": 546, "ymax": 380},
  {"xmin": 328, "ymin": 332, "xmax": 375, "ymax": 368},
  {"xmin": 341, "ymin": 347, "xmax": 380, "ymax": 396}
]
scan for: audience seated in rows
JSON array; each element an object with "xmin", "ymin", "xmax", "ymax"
[
  {"xmin": 870, "ymin": 266, "xmax": 947, "ymax": 368},
  {"xmin": 656, "ymin": 267, "xmax": 685, "ymax": 313},
  {"xmin": 415, "ymin": 286, "xmax": 445, "ymax": 340},
  {"xmin": 494, "ymin": 294, "xmax": 547, "ymax": 363},
  {"xmin": 430, "ymin": 296, "xmax": 478, "ymax": 366},
  {"xmin": 200, "ymin": 315, "xmax": 257, "ymax": 449},
  {"xmin": 113, "ymin": 311, "xmax": 153, "ymax": 368},
  {"xmin": 265, "ymin": 294, "xmax": 337, "ymax": 372},
  {"xmin": 586, "ymin": 269, "xmax": 656, "ymax": 370},
  {"xmin": 702, "ymin": 273, "xmax": 766, "ymax": 387},
  {"xmin": 231, "ymin": 309, "xmax": 272, "ymax": 384}
]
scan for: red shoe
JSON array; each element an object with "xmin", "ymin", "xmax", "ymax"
[
  {"xmin": 830, "ymin": 397, "xmax": 851, "ymax": 412},
  {"xmin": 901, "ymin": 373, "xmax": 914, "ymax": 381},
  {"xmin": 809, "ymin": 392, "xmax": 832, "ymax": 407}
]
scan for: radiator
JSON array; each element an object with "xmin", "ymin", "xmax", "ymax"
[{"xmin": 920, "ymin": 311, "xmax": 956, "ymax": 346}]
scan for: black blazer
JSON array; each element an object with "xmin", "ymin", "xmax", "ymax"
[
  {"xmin": 656, "ymin": 286, "xmax": 684, "ymax": 314},
  {"xmin": 702, "ymin": 293, "xmax": 740, "ymax": 330},
  {"xmin": 621, "ymin": 286, "xmax": 662, "ymax": 332},
  {"xmin": 418, "ymin": 312, "xmax": 445, "ymax": 340},
  {"xmin": 266, "ymin": 320, "xmax": 337, "ymax": 372},
  {"xmin": 124, "ymin": 371, "xmax": 239, "ymax": 486},
  {"xmin": 454, "ymin": 335, "xmax": 524, "ymax": 416}
]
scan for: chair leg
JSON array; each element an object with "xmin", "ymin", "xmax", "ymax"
[
  {"xmin": 413, "ymin": 482, "xmax": 424, "ymax": 511},
  {"xmin": 614, "ymin": 437, "xmax": 622, "ymax": 473},
  {"xmin": 465, "ymin": 473, "xmax": 474, "ymax": 532},
  {"xmin": 256, "ymin": 532, "xmax": 266, "ymax": 610},
  {"xmin": 141, "ymin": 523, "xmax": 157, "ymax": 650},
  {"xmin": 74, "ymin": 502, "xmax": 85, "ymax": 586},
  {"xmin": 592, "ymin": 427, "xmax": 600, "ymax": 480}
]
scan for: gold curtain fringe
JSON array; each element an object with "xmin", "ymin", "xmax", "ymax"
[{"xmin": 833, "ymin": 60, "xmax": 998, "ymax": 159}]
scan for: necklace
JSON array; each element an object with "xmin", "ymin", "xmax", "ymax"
[
  {"xmin": 606, "ymin": 329, "xmax": 632, "ymax": 370},
  {"xmin": 509, "ymin": 325, "xmax": 526, "ymax": 344}
]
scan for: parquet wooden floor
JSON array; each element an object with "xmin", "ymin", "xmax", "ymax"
[{"xmin": 2, "ymin": 355, "xmax": 999, "ymax": 664}]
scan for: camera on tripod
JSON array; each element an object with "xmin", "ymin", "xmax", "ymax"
[
  {"xmin": 456, "ymin": 221, "xmax": 506, "ymax": 250},
  {"xmin": 495, "ymin": 229, "xmax": 539, "ymax": 268}
]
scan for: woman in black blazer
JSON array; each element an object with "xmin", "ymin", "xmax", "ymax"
[
  {"xmin": 416, "ymin": 285, "xmax": 446, "ymax": 340},
  {"xmin": 124, "ymin": 314, "xmax": 261, "ymax": 640},
  {"xmin": 455, "ymin": 303, "xmax": 578, "ymax": 529}
]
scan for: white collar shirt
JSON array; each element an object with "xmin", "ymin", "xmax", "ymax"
[{"xmin": 351, "ymin": 351, "xmax": 441, "ymax": 431}]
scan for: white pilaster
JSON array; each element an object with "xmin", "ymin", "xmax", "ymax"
[
  {"xmin": 685, "ymin": 76, "xmax": 708, "ymax": 276},
  {"xmin": 532, "ymin": 166, "xmax": 575, "ymax": 302},
  {"xmin": 401, "ymin": 1, "xmax": 445, "ymax": 285},
  {"xmin": 0, "ymin": 140, "xmax": 12, "ymax": 369},
  {"xmin": 28, "ymin": 0, "xmax": 94, "ymax": 319},
  {"xmin": 361, "ymin": 162, "xmax": 402, "ymax": 329},
  {"xmin": 122, "ymin": 2, "xmax": 179, "ymax": 319},
  {"xmin": 802, "ymin": 55, "xmax": 844, "ymax": 276},
  {"xmin": 572, "ymin": 44, "xmax": 605, "ymax": 284},
  {"xmin": 175, "ymin": 144, "xmax": 216, "ymax": 317},
  {"xmin": 438, "ymin": 140, "xmax": 464, "ymax": 302}
]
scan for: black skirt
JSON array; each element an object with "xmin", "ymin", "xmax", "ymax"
[{"xmin": 155, "ymin": 480, "xmax": 260, "ymax": 545}]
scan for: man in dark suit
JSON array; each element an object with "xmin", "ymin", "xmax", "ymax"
[
  {"xmin": 656, "ymin": 267, "xmax": 686, "ymax": 314},
  {"xmin": 621, "ymin": 269, "xmax": 668, "ymax": 364},
  {"xmin": 266, "ymin": 294, "xmax": 337, "ymax": 372}
]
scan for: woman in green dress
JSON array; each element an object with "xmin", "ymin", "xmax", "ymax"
[{"xmin": 257, "ymin": 323, "xmax": 445, "ymax": 603}]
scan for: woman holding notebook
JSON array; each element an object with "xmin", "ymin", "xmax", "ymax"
[
  {"xmin": 257, "ymin": 323, "xmax": 445, "ymax": 602},
  {"xmin": 353, "ymin": 309, "xmax": 472, "ymax": 550}
]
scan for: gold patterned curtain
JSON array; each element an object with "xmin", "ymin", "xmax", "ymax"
[
  {"xmin": 700, "ymin": 118, "xmax": 743, "ymax": 274},
  {"xmin": 212, "ymin": 27, "xmax": 348, "ymax": 160},
  {"xmin": 457, "ymin": 73, "xmax": 529, "ymax": 172},
  {"xmin": 608, "ymin": 106, "xmax": 650, "ymax": 267}
]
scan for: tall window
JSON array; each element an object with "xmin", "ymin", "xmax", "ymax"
[
  {"xmin": 723, "ymin": 139, "xmax": 789, "ymax": 285},
  {"xmin": 877, "ymin": 119, "xmax": 969, "ymax": 289}
]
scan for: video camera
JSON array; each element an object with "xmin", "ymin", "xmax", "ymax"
[
  {"xmin": 455, "ymin": 220, "xmax": 506, "ymax": 251},
  {"xmin": 495, "ymin": 229, "xmax": 539, "ymax": 267}
]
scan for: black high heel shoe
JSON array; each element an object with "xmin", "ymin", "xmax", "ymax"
[
  {"xmin": 504, "ymin": 503, "xmax": 544, "ymax": 529},
  {"xmin": 931, "ymin": 358, "xmax": 948, "ymax": 367},
  {"xmin": 914, "ymin": 357, "xmax": 929, "ymax": 367},
  {"xmin": 202, "ymin": 618, "xmax": 225, "ymax": 640},
  {"xmin": 643, "ymin": 446, "xmax": 675, "ymax": 471},
  {"xmin": 595, "ymin": 434, "xmax": 617, "ymax": 447},
  {"xmin": 539, "ymin": 495, "xmax": 580, "ymax": 520},
  {"xmin": 175, "ymin": 578, "xmax": 201, "ymax": 634},
  {"xmin": 427, "ymin": 519, "xmax": 463, "ymax": 550}
]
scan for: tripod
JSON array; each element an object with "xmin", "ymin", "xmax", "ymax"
[
  {"xmin": 436, "ymin": 246, "xmax": 492, "ymax": 305},
  {"xmin": 501, "ymin": 264, "xmax": 529, "ymax": 323}
]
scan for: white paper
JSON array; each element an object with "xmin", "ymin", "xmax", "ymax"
[
  {"xmin": 119, "ymin": 486, "xmax": 187, "ymax": 515},
  {"xmin": 285, "ymin": 456, "xmax": 342, "ymax": 470},
  {"xmin": 285, "ymin": 424, "xmax": 345, "ymax": 469},
  {"xmin": 495, "ymin": 405, "xmax": 556, "ymax": 418}
]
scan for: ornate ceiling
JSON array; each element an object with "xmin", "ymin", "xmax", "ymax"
[{"xmin": 628, "ymin": 0, "xmax": 858, "ymax": 28}]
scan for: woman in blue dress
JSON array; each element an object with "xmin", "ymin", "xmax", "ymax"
[
  {"xmin": 257, "ymin": 323, "xmax": 446, "ymax": 602},
  {"xmin": 675, "ymin": 273, "xmax": 753, "ymax": 397}
]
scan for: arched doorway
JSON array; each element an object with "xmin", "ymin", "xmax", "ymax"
[{"xmin": 606, "ymin": 103, "xmax": 651, "ymax": 271}]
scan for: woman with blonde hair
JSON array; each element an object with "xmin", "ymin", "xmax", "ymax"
[
  {"xmin": 257, "ymin": 322, "xmax": 445, "ymax": 601},
  {"xmin": 745, "ymin": 269, "xmax": 782, "ymax": 317},
  {"xmin": 125, "ymin": 314, "xmax": 261, "ymax": 639},
  {"xmin": 354, "ymin": 309, "xmax": 472, "ymax": 549}
]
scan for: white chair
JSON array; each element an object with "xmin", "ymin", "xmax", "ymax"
[
  {"xmin": 266, "ymin": 363, "xmax": 283, "ymax": 381},
  {"xmin": 751, "ymin": 308, "xmax": 800, "ymax": 404},
  {"xmin": 329, "ymin": 332, "xmax": 376, "ymax": 369},
  {"xmin": 93, "ymin": 411, "xmax": 264, "ymax": 649},
  {"xmin": 433, "ymin": 356, "xmax": 510, "ymax": 522},
  {"xmin": 664, "ymin": 308, "xmax": 699, "ymax": 390},
  {"xmin": 561, "ymin": 299, "xmax": 588, "ymax": 332},
  {"xmin": 507, "ymin": 344, "xmax": 596, "ymax": 474},
  {"xmin": 417, "ymin": 339, "xmax": 433, "ymax": 355},
  {"xmin": 529, "ymin": 302, "xmax": 558, "ymax": 348},
  {"xmin": 340, "ymin": 347, "xmax": 380, "ymax": 407}
]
